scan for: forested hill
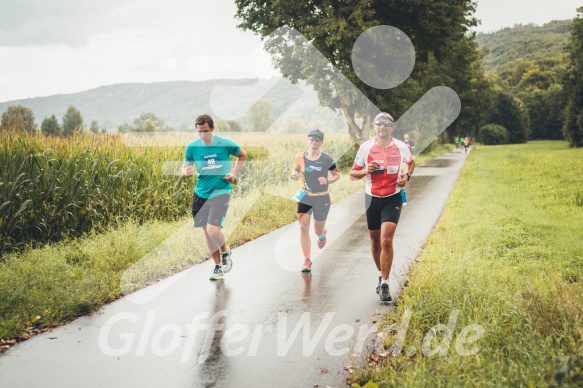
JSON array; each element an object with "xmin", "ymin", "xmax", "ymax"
[
  {"xmin": 476, "ymin": 20, "xmax": 571, "ymax": 71},
  {"xmin": 0, "ymin": 78, "xmax": 346, "ymax": 133},
  {"xmin": 476, "ymin": 20, "xmax": 572, "ymax": 141}
]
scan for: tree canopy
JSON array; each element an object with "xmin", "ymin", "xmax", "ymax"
[
  {"xmin": 235, "ymin": 0, "xmax": 483, "ymax": 143},
  {"xmin": 117, "ymin": 112, "xmax": 174, "ymax": 133},
  {"xmin": 1, "ymin": 105, "xmax": 36, "ymax": 133},
  {"xmin": 476, "ymin": 20, "xmax": 570, "ymax": 71},
  {"xmin": 249, "ymin": 99, "xmax": 275, "ymax": 132},
  {"xmin": 488, "ymin": 91, "xmax": 530, "ymax": 144},
  {"xmin": 563, "ymin": 7, "xmax": 583, "ymax": 147},
  {"xmin": 41, "ymin": 115, "xmax": 61, "ymax": 136},
  {"xmin": 477, "ymin": 20, "xmax": 572, "ymax": 141},
  {"xmin": 62, "ymin": 105, "xmax": 83, "ymax": 137},
  {"xmin": 89, "ymin": 120, "xmax": 100, "ymax": 134}
]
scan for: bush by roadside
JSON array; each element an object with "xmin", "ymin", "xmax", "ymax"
[{"xmin": 478, "ymin": 124, "xmax": 510, "ymax": 145}]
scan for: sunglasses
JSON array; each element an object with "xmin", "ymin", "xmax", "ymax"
[
  {"xmin": 308, "ymin": 137, "xmax": 323, "ymax": 142},
  {"xmin": 374, "ymin": 122, "xmax": 394, "ymax": 128}
]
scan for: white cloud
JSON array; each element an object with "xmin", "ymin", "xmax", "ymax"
[
  {"xmin": 0, "ymin": 0, "xmax": 122, "ymax": 46},
  {"xmin": 0, "ymin": 0, "xmax": 279, "ymax": 102},
  {"xmin": 474, "ymin": 0, "xmax": 581, "ymax": 32},
  {"xmin": 0, "ymin": 0, "xmax": 581, "ymax": 102}
]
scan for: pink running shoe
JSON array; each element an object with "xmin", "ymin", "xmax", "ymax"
[
  {"xmin": 301, "ymin": 258, "xmax": 312, "ymax": 272},
  {"xmin": 317, "ymin": 236, "xmax": 327, "ymax": 249}
]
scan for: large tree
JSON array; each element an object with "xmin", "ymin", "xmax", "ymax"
[
  {"xmin": 62, "ymin": 105, "xmax": 84, "ymax": 137},
  {"xmin": 41, "ymin": 115, "xmax": 62, "ymax": 136},
  {"xmin": 227, "ymin": 119, "xmax": 245, "ymax": 132},
  {"xmin": 563, "ymin": 7, "xmax": 583, "ymax": 147},
  {"xmin": 248, "ymin": 99, "xmax": 275, "ymax": 131},
  {"xmin": 116, "ymin": 112, "xmax": 173, "ymax": 133},
  {"xmin": 89, "ymin": 120, "xmax": 100, "ymax": 134},
  {"xmin": 133, "ymin": 112, "xmax": 165, "ymax": 132},
  {"xmin": 1, "ymin": 105, "xmax": 36, "ymax": 133},
  {"xmin": 443, "ymin": 36, "xmax": 495, "ymax": 139},
  {"xmin": 235, "ymin": 0, "xmax": 480, "ymax": 143},
  {"xmin": 489, "ymin": 91, "xmax": 530, "ymax": 143},
  {"xmin": 117, "ymin": 122, "xmax": 131, "ymax": 133},
  {"xmin": 524, "ymin": 84, "xmax": 566, "ymax": 140}
]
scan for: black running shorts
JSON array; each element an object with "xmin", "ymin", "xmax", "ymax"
[
  {"xmin": 191, "ymin": 193, "xmax": 230, "ymax": 228},
  {"xmin": 297, "ymin": 194, "xmax": 331, "ymax": 221},
  {"xmin": 365, "ymin": 192, "xmax": 402, "ymax": 230}
]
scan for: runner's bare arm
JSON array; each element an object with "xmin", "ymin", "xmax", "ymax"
[
  {"xmin": 325, "ymin": 168, "xmax": 340, "ymax": 184},
  {"xmin": 408, "ymin": 159, "xmax": 416, "ymax": 175},
  {"xmin": 224, "ymin": 148, "xmax": 247, "ymax": 183},
  {"xmin": 182, "ymin": 162, "xmax": 194, "ymax": 178},
  {"xmin": 350, "ymin": 162, "xmax": 376, "ymax": 180},
  {"xmin": 291, "ymin": 162, "xmax": 302, "ymax": 180},
  {"xmin": 397, "ymin": 159, "xmax": 416, "ymax": 186}
]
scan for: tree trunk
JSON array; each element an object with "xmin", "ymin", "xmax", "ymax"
[{"xmin": 338, "ymin": 91, "xmax": 370, "ymax": 144}]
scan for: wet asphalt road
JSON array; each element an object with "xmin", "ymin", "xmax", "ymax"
[{"xmin": 0, "ymin": 148, "xmax": 468, "ymax": 388}]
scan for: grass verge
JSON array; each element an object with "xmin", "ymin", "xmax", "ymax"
[{"xmin": 351, "ymin": 141, "xmax": 583, "ymax": 387}]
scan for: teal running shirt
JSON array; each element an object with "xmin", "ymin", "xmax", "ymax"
[{"xmin": 184, "ymin": 135, "xmax": 241, "ymax": 199}]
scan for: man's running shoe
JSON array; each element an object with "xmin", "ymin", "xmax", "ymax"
[
  {"xmin": 301, "ymin": 258, "xmax": 312, "ymax": 273},
  {"xmin": 317, "ymin": 235, "xmax": 327, "ymax": 249},
  {"xmin": 380, "ymin": 283, "xmax": 392, "ymax": 302},
  {"xmin": 221, "ymin": 246, "xmax": 232, "ymax": 273},
  {"xmin": 209, "ymin": 266, "xmax": 224, "ymax": 280},
  {"xmin": 376, "ymin": 276, "xmax": 381, "ymax": 294}
]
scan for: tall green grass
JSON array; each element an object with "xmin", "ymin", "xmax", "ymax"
[
  {"xmin": 352, "ymin": 141, "xmax": 583, "ymax": 387},
  {"xmin": 0, "ymin": 131, "xmax": 367, "ymax": 255},
  {"xmin": 0, "ymin": 220, "xmax": 184, "ymax": 342},
  {"xmin": 0, "ymin": 130, "xmax": 192, "ymax": 254}
]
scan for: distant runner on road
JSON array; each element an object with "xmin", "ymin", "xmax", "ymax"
[
  {"xmin": 182, "ymin": 114, "xmax": 247, "ymax": 281},
  {"xmin": 291, "ymin": 129, "xmax": 340, "ymax": 273},
  {"xmin": 403, "ymin": 133, "xmax": 416, "ymax": 152},
  {"xmin": 350, "ymin": 112, "xmax": 415, "ymax": 302}
]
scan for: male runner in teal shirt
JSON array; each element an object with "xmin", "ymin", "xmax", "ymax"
[{"xmin": 182, "ymin": 114, "xmax": 247, "ymax": 280}]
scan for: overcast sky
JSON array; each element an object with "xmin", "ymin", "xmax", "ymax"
[{"xmin": 0, "ymin": 0, "xmax": 581, "ymax": 103}]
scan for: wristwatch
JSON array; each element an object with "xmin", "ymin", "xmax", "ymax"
[{"xmin": 406, "ymin": 173, "xmax": 412, "ymax": 181}]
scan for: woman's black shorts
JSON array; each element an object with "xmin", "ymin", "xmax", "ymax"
[{"xmin": 297, "ymin": 194, "xmax": 330, "ymax": 221}]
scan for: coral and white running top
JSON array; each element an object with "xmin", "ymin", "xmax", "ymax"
[{"xmin": 352, "ymin": 137, "xmax": 414, "ymax": 197}]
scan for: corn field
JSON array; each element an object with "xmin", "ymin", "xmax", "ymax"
[
  {"xmin": 0, "ymin": 130, "xmax": 355, "ymax": 256},
  {"xmin": 0, "ymin": 130, "xmax": 195, "ymax": 255}
]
